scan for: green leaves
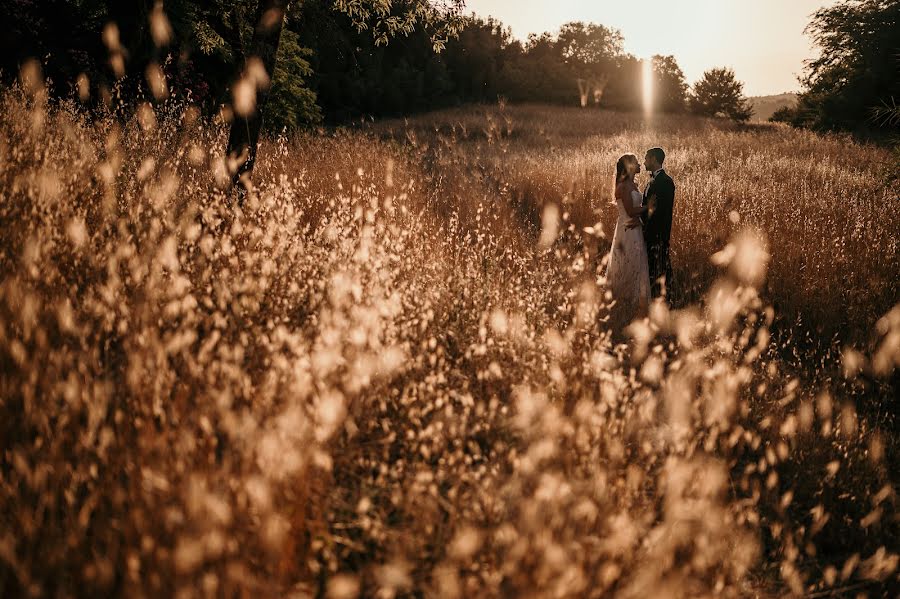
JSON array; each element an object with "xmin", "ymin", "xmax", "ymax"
[
  {"xmin": 794, "ymin": 0, "xmax": 900, "ymax": 134},
  {"xmin": 265, "ymin": 28, "xmax": 322, "ymax": 128},
  {"xmin": 652, "ymin": 55, "xmax": 688, "ymax": 113},
  {"xmin": 331, "ymin": 0, "xmax": 467, "ymax": 50},
  {"xmin": 689, "ymin": 67, "xmax": 753, "ymax": 123}
]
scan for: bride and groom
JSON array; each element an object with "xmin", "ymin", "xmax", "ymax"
[{"xmin": 605, "ymin": 147, "xmax": 675, "ymax": 328}]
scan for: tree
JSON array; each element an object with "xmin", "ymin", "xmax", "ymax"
[
  {"xmin": 651, "ymin": 54, "xmax": 687, "ymax": 113},
  {"xmin": 0, "ymin": 0, "xmax": 190, "ymax": 101},
  {"xmin": 226, "ymin": 0, "xmax": 466, "ymax": 189},
  {"xmin": 0, "ymin": 1, "xmax": 466, "ymax": 188},
  {"xmin": 769, "ymin": 105, "xmax": 795, "ymax": 124},
  {"xmin": 785, "ymin": 0, "xmax": 900, "ymax": 135},
  {"xmin": 225, "ymin": 0, "xmax": 290, "ymax": 188},
  {"xmin": 507, "ymin": 32, "xmax": 571, "ymax": 104},
  {"xmin": 556, "ymin": 22, "xmax": 621, "ymax": 106},
  {"xmin": 0, "ymin": 1, "xmax": 105, "ymax": 96},
  {"xmin": 265, "ymin": 28, "xmax": 322, "ymax": 130},
  {"xmin": 555, "ymin": 21, "xmax": 623, "ymax": 70},
  {"xmin": 870, "ymin": 100, "xmax": 900, "ymax": 187},
  {"xmin": 601, "ymin": 54, "xmax": 641, "ymax": 110},
  {"xmin": 689, "ymin": 67, "xmax": 753, "ymax": 123},
  {"xmin": 442, "ymin": 16, "xmax": 515, "ymax": 103}
]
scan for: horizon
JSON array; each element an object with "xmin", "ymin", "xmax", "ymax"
[{"xmin": 465, "ymin": 0, "xmax": 837, "ymax": 97}]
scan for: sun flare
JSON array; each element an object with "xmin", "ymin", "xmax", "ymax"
[{"xmin": 642, "ymin": 58, "xmax": 654, "ymax": 115}]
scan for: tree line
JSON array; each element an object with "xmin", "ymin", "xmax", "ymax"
[
  {"xmin": 3, "ymin": 0, "xmax": 894, "ymax": 179},
  {"xmin": 771, "ymin": 0, "xmax": 899, "ymax": 142},
  {"xmin": 299, "ymin": 16, "xmax": 700, "ymax": 120},
  {"xmin": 1, "ymin": 0, "xmax": 757, "ymax": 129},
  {"xmin": 0, "ymin": 0, "xmax": 467, "ymax": 186}
]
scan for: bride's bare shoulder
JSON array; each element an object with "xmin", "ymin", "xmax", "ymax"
[{"xmin": 615, "ymin": 180, "xmax": 635, "ymax": 194}]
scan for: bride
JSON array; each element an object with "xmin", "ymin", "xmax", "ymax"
[{"xmin": 605, "ymin": 153, "xmax": 650, "ymax": 329}]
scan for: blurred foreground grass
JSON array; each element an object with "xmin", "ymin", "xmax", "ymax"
[{"xmin": 0, "ymin": 86, "xmax": 898, "ymax": 597}]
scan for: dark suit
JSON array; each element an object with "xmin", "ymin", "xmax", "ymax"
[{"xmin": 641, "ymin": 169, "xmax": 675, "ymax": 301}]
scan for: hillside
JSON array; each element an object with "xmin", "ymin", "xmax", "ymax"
[{"xmin": 748, "ymin": 92, "xmax": 799, "ymax": 122}]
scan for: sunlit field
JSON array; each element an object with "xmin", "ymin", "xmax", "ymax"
[
  {"xmin": 1, "ymin": 83, "xmax": 898, "ymax": 598},
  {"xmin": 372, "ymin": 104, "xmax": 899, "ymax": 351}
]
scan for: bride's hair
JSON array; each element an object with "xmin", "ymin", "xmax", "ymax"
[{"xmin": 615, "ymin": 153, "xmax": 638, "ymax": 187}]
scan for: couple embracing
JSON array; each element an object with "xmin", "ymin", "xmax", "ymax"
[{"xmin": 605, "ymin": 147, "xmax": 675, "ymax": 328}]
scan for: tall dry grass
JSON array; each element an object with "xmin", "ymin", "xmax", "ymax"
[
  {"xmin": 372, "ymin": 104, "xmax": 899, "ymax": 354},
  {"xmin": 0, "ymin": 83, "xmax": 898, "ymax": 598}
]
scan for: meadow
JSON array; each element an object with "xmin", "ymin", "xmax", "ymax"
[{"xmin": 1, "ymin": 82, "xmax": 898, "ymax": 598}]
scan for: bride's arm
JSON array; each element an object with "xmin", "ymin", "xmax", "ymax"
[
  {"xmin": 617, "ymin": 185, "xmax": 647, "ymax": 217},
  {"xmin": 621, "ymin": 185, "xmax": 646, "ymax": 230}
]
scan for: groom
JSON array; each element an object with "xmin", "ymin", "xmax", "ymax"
[{"xmin": 639, "ymin": 147, "xmax": 675, "ymax": 301}]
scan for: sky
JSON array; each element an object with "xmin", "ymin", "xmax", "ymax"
[{"xmin": 464, "ymin": 0, "xmax": 836, "ymax": 96}]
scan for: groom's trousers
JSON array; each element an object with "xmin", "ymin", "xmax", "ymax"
[{"xmin": 647, "ymin": 242, "xmax": 673, "ymax": 303}]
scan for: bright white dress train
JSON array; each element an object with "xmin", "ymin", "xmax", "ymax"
[{"xmin": 605, "ymin": 188, "xmax": 650, "ymax": 329}]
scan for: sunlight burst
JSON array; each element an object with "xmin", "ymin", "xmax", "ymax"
[{"xmin": 642, "ymin": 58, "xmax": 654, "ymax": 116}]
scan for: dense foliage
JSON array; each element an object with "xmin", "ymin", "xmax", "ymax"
[
  {"xmin": 773, "ymin": 0, "xmax": 900, "ymax": 139},
  {"xmin": 689, "ymin": 68, "xmax": 754, "ymax": 123},
  {"xmin": 1, "ymin": 1, "xmax": 697, "ymax": 126}
]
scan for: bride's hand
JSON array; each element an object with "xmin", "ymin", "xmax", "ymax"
[{"xmin": 625, "ymin": 217, "xmax": 642, "ymax": 230}]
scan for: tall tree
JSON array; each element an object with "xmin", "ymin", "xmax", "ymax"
[
  {"xmin": 556, "ymin": 21, "xmax": 622, "ymax": 104},
  {"xmin": 651, "ymin": 54, "xmax": 688, "ymax": 113},
  {"xmin": 601, "ymin": 54, "xmax": 641, "ymax": 110},
  {"xmin": 788, "ymin": 0, "xmax": 900, "ymax": 135},
  {"xmin": 555, "ymin": 21, "xmax": 623, "ymax": 70},
  {"xmin": 226, "ymin": 0, "xmax": 466, "ymax": 189},
  {"xmin": 689, "ymin": 67, "xmax": 753, "ymax": 123},
  {"xmin": 442, "ymin": 16, "xmax": 515, "ymax": 103},
  {"xmin": 518, "ymin": 32, "xmax": 571, "ymax": 103},
  {"xmin": 225, "ymin": 0, "xmax": 290, "ymax": 188}
]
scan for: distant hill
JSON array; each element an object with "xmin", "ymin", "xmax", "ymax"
[{"xmin": 748, "ymin": 93, "xmax": 798, "ymax": 122}]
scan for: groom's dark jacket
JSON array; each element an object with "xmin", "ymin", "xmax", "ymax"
[
  {"xmin": 642, "ymin": 168, "xmax": 675, "ymax": 298},
  {"xmin": 642, "ymin": 169, "xmax": 675, "ymax": 252}
]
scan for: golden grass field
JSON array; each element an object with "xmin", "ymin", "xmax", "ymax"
[{"xmin": 1, "ymin": 83, "xmax": 898, "ymax": 598}]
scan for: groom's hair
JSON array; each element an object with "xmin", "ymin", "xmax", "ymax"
[{"xmin": 647, "ymin": 147, "xmax": 666, "ymax": 164}]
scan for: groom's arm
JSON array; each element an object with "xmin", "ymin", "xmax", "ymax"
[
  {"xmin": 658, "ymin": 178, "xmax": 675, "ymax": 242},
  {"xmin": 639, "ymin": 181, "xmax": 654, "ymax": 225}
]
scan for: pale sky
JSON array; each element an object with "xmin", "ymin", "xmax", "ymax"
[{"xmin": 465, "ymin": 0, "xmax": 836, "ymax": 96}]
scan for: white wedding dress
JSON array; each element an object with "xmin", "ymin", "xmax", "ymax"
[{"xmin": 605, "ymin": 187, "xmax": 650, "ymax": 329}]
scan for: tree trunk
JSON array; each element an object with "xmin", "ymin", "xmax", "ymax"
[{"xmin": 226, "ymin": 0, "xmax": 290, "ymax": 190}]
